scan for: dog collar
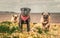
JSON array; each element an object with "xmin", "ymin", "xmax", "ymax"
[{"xmin": 21, "ymin": 15, "xmax": 29, "ymax": 21}]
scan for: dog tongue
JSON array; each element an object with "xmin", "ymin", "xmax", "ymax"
[{"xmin": 21, "ymin": 15, "xmax": 29, "ymax": 21}]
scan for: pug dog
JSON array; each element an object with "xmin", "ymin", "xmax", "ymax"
[
  {"xmin": 41, "ymin": 12, "xmax": 50, "ymax": 30},
  {"xmin": 11, "ymin": 15, "xmax": 18, "ymax": 23},
  {"xmin": 19, "ymin": 8, "xmax": 31, "ymax": 32}
]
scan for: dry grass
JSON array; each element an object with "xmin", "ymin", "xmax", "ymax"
[
  {"xmin": 19, "ymin": 23, "xmax": 60, "ymax": 38},
  {"xmin": 0, "ymin": 22, "xmax": 60, "ymax": 38}
]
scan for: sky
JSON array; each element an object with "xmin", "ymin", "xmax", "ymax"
[{"xmin": 0, "ymin": 0, "xmax": 60, "ymax": 13}]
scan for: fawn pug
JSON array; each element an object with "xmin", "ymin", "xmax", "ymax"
[
  {"xmin": 41, "ymin": 12, "xmax": 50, "ymax": 30},
  {"xmin": 11, "ymin": 15, "xmax": 18, "ymax": 23}
]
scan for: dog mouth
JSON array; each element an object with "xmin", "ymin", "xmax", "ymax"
[{"xmin": 43, "ymin": 15, "xmax": 49, "ymax": 19}]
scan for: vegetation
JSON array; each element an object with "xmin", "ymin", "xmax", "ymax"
[{"xmin": 0, "ymin": 21, "xmax": 60, "ymax": 38}]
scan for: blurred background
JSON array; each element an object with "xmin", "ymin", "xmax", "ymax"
[
  {"xmin": 0, "ymin": 12, "xmax": 60, "ymax": 23},
  {"xmin": 0, "ymin": 0, "xmax": 60, "ymax": 23},
  {"xmin": 0, "ymin": 0, "xmax": 60, "ymax": 13}
]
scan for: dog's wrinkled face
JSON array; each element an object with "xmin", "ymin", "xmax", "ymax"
[
  {"xmin": 21, "ymin": 8, "xmax": 31, "ymax": 16},
  {"xmin": 13, "ymin": 15, "xmax": 18, "ymax": 20},
  {"xmin": 42, "ymin": 13, "xmax": 50, "ymax": 19},
  {"xmin": 11, "ymin": 15, "xmax": 18, "ymax": 23}
]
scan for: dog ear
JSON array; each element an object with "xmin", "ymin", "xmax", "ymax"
[
  {"xmin": 29, "ymin": 8, "xmax": 31, "ymax": 11},
  {"xmin": 42, "ymin": 12, "xmax": 44, "ymax": 15},
  {"xmin": 27, "ymin": 8, "xmax": 31, "ymax": 12},
  {"xmin": 48, "ymin": 13, "xmax": 50, "ymax": 15},
  {"xmin": 13, "ymin": 15, "xmax": 14, "ymax": 17}
]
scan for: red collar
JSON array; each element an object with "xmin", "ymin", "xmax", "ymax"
[{"xmin": 21, "ymin": 15, "xmax": 29, "ymax": 21}]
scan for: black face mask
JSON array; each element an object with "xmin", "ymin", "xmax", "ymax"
[{"xmin": 43, "ymin": 15, "xmax": 49, "ymax": 19}]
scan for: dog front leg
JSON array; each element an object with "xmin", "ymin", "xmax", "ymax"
[
  {"xmin": 20, "ymin": 22, "xmax": 23, "ymax": 32},
  {"xmin": 19, "ymin": 16, "xmax": 23, "ymax": 32},
  {"xmin": 27, "ymin": 22, "xmax": 30, "ymax": 32},
  {"xmin": 27, "ymin": 18, "xmax": 30, "ymax": 32},
  {"xmin": 45, "ymin": 23, "xmax": 50, "ymax": 30}
]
